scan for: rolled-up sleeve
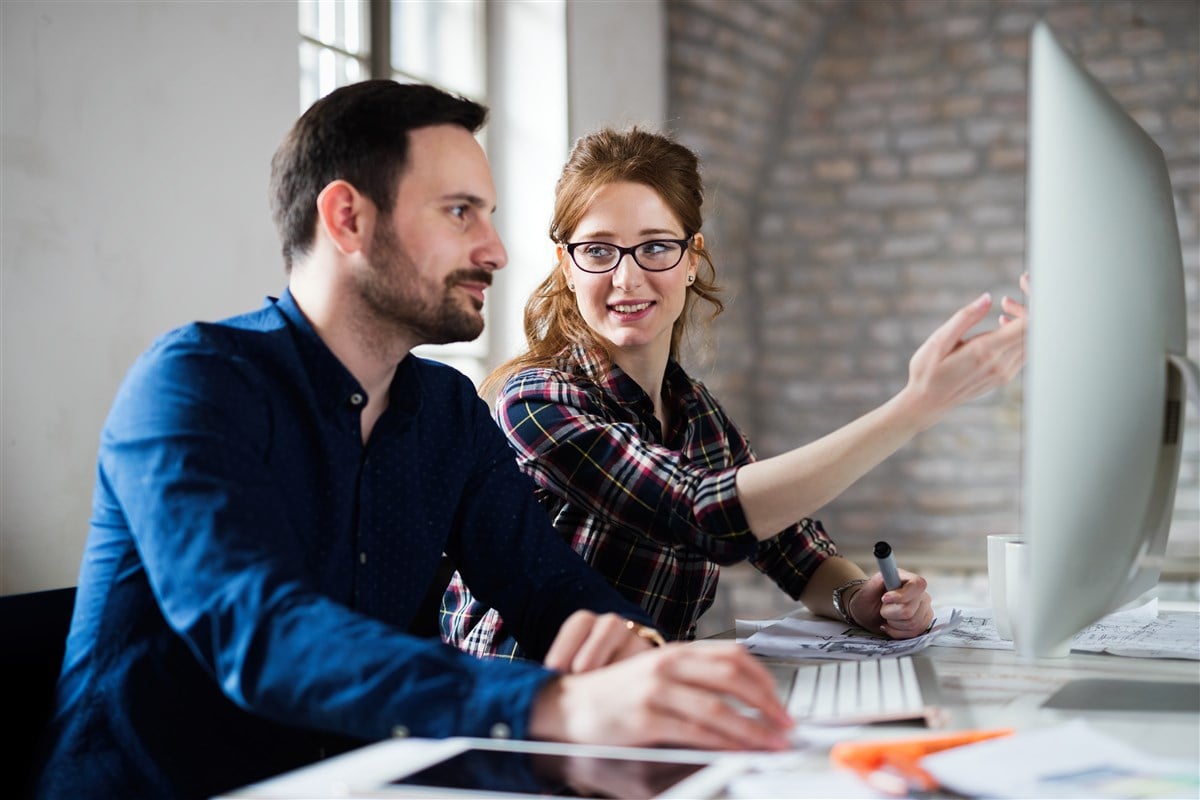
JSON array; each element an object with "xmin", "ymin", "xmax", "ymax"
[
  {"xmin": 497, "ymin": 370, "xmax": 757, "ymax": 565},
  {"xmin": 497, "ymin": 367, "xmax": 839, "ymax": 592}
]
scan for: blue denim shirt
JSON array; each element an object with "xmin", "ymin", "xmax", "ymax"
[{"xmin": 37, "ymin": 290, "xmax": 648, "ymax": 799}]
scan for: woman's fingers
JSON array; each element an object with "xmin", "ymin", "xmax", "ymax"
[
  {"xmin": 879, "ymin": 579, "xmax": 934, "ymax": 639},
  {"xmin": 920, "ymin": 291, "xmax": 994, "ymax": 360},
  {"xmin": 850, "ymin": 570, "xmax": 933, "ymax": 639},
  {"xmin": 949, "ymin": 318, "xmax": 1026, "ymax": 389}
]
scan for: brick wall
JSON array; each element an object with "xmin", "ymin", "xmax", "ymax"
[{"xmin": 666, "ymin": 0, "xmax": 1200, "ymax": 632}]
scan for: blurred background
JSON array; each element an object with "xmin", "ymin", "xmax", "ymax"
[{"xmin": 3, "ymin": 0, "xmax": 1197, "ymax": 631}]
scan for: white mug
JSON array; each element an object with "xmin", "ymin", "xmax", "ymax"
[{"xmin": 986, "ymin": 533, "xmax": 1023, "ymax": 640}]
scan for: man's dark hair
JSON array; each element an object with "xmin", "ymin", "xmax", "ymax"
[{"xmin": 269, "ymin": 80, "xmax": 488, "ymax": 270}]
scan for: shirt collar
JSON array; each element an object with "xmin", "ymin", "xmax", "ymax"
[
  {"xmin": 270, "ymin": 289, "xmax": 423, "ymax": 420},
  {"xmin": 565, "ymin": 343, "xmax": 696, "ymax": 413}
]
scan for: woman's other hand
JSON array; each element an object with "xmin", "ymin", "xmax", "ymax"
[
  {"xmin": 847, "ymin": 570, "xmax": 934, "ymax": 640},
  {"xmin": 901, "ymin": 275, "xmax": 1029, "ymax": 430}
]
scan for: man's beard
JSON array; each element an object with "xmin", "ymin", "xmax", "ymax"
[{"xmin": 358, "ymin": 219, "xmax": 491, "ymax": 346}]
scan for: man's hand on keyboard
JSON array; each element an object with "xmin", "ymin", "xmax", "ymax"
[
  {"xmin": 849, "ymin": 570, "xmax": 934, "ymax": 639},
  {"xmin": 528, "ymin": 641, "xmax": 794, "ymax": 752}
]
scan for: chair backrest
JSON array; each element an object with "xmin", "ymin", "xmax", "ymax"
[
  {"xmin": 2, "ymin": 574, "xmax": 450, "ymax": 790},
  {"xmin": 1, "ymin": 586, "xmax": 77, "ymax": 797}
]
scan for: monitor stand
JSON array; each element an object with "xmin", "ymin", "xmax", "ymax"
[{"xmin": 1043, "ymin": 678, "xmax": 1200, "ymax": 713}]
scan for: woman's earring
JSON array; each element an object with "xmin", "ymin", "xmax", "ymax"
[
  {"xmin": 687, "ymin": 274, "xmax": 696, "ymax": 284},
  {"xmin": 567, "ymin": 282, "xmax": 575, "ymax": 291}
]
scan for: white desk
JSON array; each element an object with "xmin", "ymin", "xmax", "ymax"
[
  {"xmin": 220, "ymin": 633, "xmax": 1200, "ymax": 799},
  {"xmin": 915, "ymin": 640, "xmax": 1198, "ymax": 760}
]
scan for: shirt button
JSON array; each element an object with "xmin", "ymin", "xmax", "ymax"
[
  {"xmin": 359, "ymin": 552, "xmax": 367, "ymax": 564},
  {"xmin": 490, "ymin": 722, "xmax": 511, "ymax": 739},
  {"xmin": 392, "ymin": 725, "xmax": 410, "ymax": 738},
  {"xmin": 349, "ymin": 392, "xmax": 365, "ymax": 406}
]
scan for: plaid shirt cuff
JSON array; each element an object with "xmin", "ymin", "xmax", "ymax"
[{"xmin": 751, "ymin": 517, "xmax": 840, "ymax": 599}]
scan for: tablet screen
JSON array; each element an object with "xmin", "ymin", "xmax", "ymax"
[{"xmin": 390, "ymin": 747, "xmax": 706, "ymax": 798}]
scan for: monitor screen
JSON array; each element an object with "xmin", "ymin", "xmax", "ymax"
[{"xmin": 1021, "ymin": 22, "xmax": 1197, "ymax": 658}]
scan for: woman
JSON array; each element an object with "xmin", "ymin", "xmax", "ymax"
[{"xmin": 442, "ymin": 128, "xmax": 1027, "ymax": 661}]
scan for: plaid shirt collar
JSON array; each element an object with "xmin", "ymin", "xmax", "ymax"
[{"xmin": 565, "ymin": 344, "xmax": 696, "ymax": 433}]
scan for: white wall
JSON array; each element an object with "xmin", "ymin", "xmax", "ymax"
[
  {"xmin": 1, "ymin": 1, "xmax": 297, "ymax": 593},
  {"xmin": 0, "ymin": 0, "xmax": 666, "ymax": 596},
  {"xmin": 487, "ymin": 0, "xmax": 667, "ymax": 369},
  {"xmin": 566, "ymin": 0, "xmax": 667, "ymax": 140},
  {"xmin": 484, "ymin": 0, "xmax": 570, "ymax": 372}
]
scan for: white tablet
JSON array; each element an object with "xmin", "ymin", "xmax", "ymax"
[{"xmin": 222, "ymin": 736, "xmax": 754, "ymax": 799}]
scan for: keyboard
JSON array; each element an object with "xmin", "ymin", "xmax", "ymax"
[{"xmin": 770, "ymin": 655, "xmax": 940, "ymax": 726}]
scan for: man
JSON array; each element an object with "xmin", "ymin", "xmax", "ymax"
[{"xmin": 35, "ymin": 81, "xmax": 790, "ymax": 799}]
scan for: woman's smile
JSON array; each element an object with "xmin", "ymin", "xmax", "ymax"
[{"xmin": 608, "ymin": 299, "xmax": 656, "ymax": 320}]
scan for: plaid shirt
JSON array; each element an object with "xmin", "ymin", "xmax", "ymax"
[{"xmin": 442, "ymin": 345, "xmax": 838, "ymax": 656}]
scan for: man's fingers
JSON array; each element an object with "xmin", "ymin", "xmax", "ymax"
[
  {"xmin": 530, "ymin": 644, "xmax": 793, "ymax": 752},
  {"xmin": 645, "ymin": 680, "xmax": 791, "ymax": 751},
  {"xmin": 567, "ymin": 613, "xmax": 640, "ymax": 672},
  {"xmin": 546, "ymin": 612, "xmax": 658, "ymax": 673},
  {"xmin": 662, "ymin": 643, "xmax": 792, "ymax": 730},
  {"xmin": 543, "ymin": 610, "xmax": 596, "ymax": 672}
]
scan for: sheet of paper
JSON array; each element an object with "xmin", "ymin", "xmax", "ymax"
[
  {"xmin": 741, "ymin": 609, "xmax": 962, "ymax": 660},
  {"xmin": 922, "ymin": 719, "xmax": 1200, "ymax": 799},
  {"xmin": 931, "ymin": 600, "xmax": 1200, "ymax": 660}
]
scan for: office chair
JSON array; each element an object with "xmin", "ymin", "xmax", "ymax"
[
  {"xmin": 3, "ymin": 565, "xmax": 447, "ymax": 795},
  {"xmin": 1, "ymin": 586, "xmax": 77, "ymax": 797}
]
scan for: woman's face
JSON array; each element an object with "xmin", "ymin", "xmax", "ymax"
[{"xmin": 559, "ymin": 181, "xmax": 698, "ymax": 361}]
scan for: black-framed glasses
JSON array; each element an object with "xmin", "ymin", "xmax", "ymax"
[{"xmin": 564, "ymin": 237, "xmax": 692, "ymax": 273}]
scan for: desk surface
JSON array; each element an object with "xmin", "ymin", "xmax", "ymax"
[
  {"xmin": 221, "ymin": 634, "xmax": 1200, "ymax": 799},
  {"xmin": 903, "ymin": 640, "xmax": 1198, "ymax": 759}
]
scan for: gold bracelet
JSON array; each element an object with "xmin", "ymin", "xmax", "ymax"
[{"xmin": 625, "ymin": 619, "xmax": 666, "ymax": 647}]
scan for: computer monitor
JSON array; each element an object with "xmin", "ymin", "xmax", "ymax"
[{"xmin": 1021, "ymin": 22, "xmax": 1198, "ymax": 659}]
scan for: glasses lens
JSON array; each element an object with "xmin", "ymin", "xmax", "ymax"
[
  {"xmin": 634, "ymin": 240, "xmax": 685, "ymax": 271},
  {"xmin": 574, "ymin": 243, "xmax": 618, "ymax": 273}
]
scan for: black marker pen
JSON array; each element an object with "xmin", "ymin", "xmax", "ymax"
[{"xmin": 874, "ymin": 541, "xmax": 902, "ymax": 591}]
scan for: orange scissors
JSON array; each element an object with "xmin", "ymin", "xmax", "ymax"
[{"xmin": 830, "ymin": 728, "xmax": 1015, "ymax": 794}]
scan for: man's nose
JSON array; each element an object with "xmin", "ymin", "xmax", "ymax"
[{"xmin": 475, "ymin": 224, "xmax": 507, "ymax": 272}]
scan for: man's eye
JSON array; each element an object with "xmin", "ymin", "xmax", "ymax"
[{"xmin": 450, "ymin": 205, "xmax": 469, "ymax": 220}]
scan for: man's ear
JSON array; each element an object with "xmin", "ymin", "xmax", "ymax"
[{"xmin": 316, "ymin": 180, "xmax": 371, "ymax": 255}]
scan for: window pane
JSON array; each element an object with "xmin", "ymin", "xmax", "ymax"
[
  {"xmin": 391, "ymin": 0, "xmax": 485, "ymax": 98},
  {"xmin": 411, "ymin": 348, "xmax": 488, "ymax": 386},
  {"xmin": 299, "ymin": 0, "xmax": 368, "ymax": 56},
  {"xmin": 300, "ymin": 40, "xmax": 366, "ymax": 112}
]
